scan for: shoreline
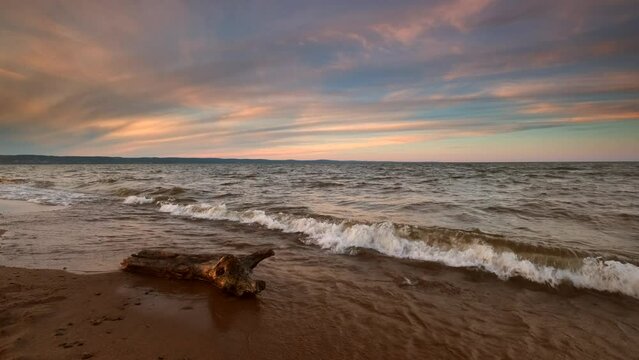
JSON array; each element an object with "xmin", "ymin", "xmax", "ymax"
[
  {"xmin": 1, "ymin": 195, "xmax": 638, "ymax": 359},
  {"xmin": 2, "ymin": 263, "xmax": 639, "ymax": 359}
]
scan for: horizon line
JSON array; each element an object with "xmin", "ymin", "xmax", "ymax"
[{"xmin": 0, "ymin": 154, "xmax": 637, "ymax": 164}]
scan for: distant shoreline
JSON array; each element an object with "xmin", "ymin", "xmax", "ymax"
[
  {"xmin": 0, "ymin": 155, "xmax": 346, "ymax": 165},
  {"xmin": 0, "ymin": 155, "xmax": 636, "ymax": 165}
]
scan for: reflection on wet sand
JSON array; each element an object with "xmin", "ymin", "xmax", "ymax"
[
  {"xmin": 1, "ymin": 251, "xmax": 638, "ymax": 359},
  {"xmin": 117, "ymin": 275, "xmax": 262, "ymax": 333}
]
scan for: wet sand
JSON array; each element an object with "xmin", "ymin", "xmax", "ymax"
[
  {"xmin": 1, "ymin": 266, "xmax": 272, "ymax": 360},
  {"xmin": 2, "ymin": 262, "xmax": 639, "ymax": 360}
]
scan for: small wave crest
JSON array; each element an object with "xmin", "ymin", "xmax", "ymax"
[
  {"xmin": 156, "ymin": 202, "xmax": 639, "ymax": 298},
  {"xmin": 123, "ymin": 195, "xmax": 155, "ymax": 205}
]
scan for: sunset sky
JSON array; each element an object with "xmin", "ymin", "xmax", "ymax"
[{"xmin": 1, "ymin": 0, "xmax": 638, "ymax": 161}]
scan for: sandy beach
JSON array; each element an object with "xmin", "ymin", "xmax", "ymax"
[
  {"xmin": 0, "ymin": 266, "xmax": 281, "ymax": 360},
  {"xmin": 2, "ymin": 262, "xmax": 639, "ymax": 360}
]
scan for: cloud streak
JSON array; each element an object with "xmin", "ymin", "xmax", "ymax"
[{"xmin": 0, "ymin": 0, "xmax": 638, "ymax": 160}]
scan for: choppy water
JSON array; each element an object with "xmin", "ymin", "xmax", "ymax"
[
  {"xmin": 3, "ymin": 162, "xmax": 639, "ymax": 358},
  {"xmin": 1, "ymin": 162, "xmax": 638, "ymax": 299},
  {"xmin": 0, "ymin": 163, "xmax": 639, "ymax": 297},
  {"xmin": 0, "ymin": 162, "xmax": 639, "ymax": 297}
]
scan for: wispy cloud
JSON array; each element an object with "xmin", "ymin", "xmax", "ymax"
[{"xmin": 0, "ymin": 0, "xmax": 637, "ymax": 160}]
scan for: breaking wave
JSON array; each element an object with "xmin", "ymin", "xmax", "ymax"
[
  {"xmin": 155, "ymin": 202, "xmax": 639, "ymax": 298},
  {"xmin": 123, "ymin": 195, "xmax": 155, "ymax": 205}
]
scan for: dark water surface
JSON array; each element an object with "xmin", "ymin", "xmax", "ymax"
[{"xmin": 1, "ymin": 162, "xmax": 638, "ymax": 358}]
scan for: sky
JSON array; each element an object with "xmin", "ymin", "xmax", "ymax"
[{"xmin": 0, "ymin": 0, "xmax": 638, "ymax": 161}]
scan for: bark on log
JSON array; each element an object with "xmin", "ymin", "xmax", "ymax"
[{"xmin": 121, "ymin": 249, "xmax": 274, "ymax": 296}]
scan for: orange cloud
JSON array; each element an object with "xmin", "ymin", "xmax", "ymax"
[
  {"xmin": 0, "ymin": 67, "xmax": 26, "ymax": 80},
  {"xmin": 489, "ymin": 72, "xmax": 639, "ymax": 98},
  {"xmin": 188, "ymin": 134, "xmax": 427, "ymax": 159},
  {"xmin": 519, "ymin": 101, "xmax": 639, "ymax": 124}
]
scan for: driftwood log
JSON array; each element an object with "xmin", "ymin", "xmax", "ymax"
[{"xmin": 121, "ymin": 249, "xmax": 274, "ymax": 296}]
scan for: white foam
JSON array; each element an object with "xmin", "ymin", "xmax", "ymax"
[
  {"xmin": 0, "ymin": 184, "xmax": 87, "ymax": 206},
  {"xmin": 123, "ymin": 195, "xmax": 155, "ymax": 205},
  {"xmin": 157, "ymin": 202, "xmax": 639, "ymax": 299}
]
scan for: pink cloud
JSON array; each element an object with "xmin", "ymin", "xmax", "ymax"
[
  {"xmin": 489, "ymin": 71, "xmax": 639, "ymax": 98},
  {"xmin": 371, "ymin": 0, "xmax": 494, "ymax": 44}
]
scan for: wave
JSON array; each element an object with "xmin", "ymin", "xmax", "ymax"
[
  {"xmin": 116, "ymin": 186, "xmax": 193, "ymax": 205},
  {"xmin": 155, "ymin": 202, "xmax": 639, "ymax": 299},
  {"xmin": 220, "ymin": 181, "xmax": 239, "ymax": 186},
  {"xmin": 33, "ymin": 180, "xmax": 55, "ymax": 188},
  {"xmin": 211, "ymin": 193, "xmax": 240, "ymax": 199},
  {"xmin": 306, "ymin": 181, "xmax": 345, "ymax": 188},
  {"xmin": 114, "ymin": 188, "xmax": 142, "ymax": 197},
  {"xmin": 0, "ymin": 177, "xmax": 55, "ymax": 189},
  {"xmin": 123, "ymin": 195, "xmax": 155, "ymax": 205},
  {"xmin": 0, "ymin": 184, "xmax": 88, "ymax": 206},
  {"xmin": 148, "ymin": 186, "xmax": 185, "ymax": 196},
  {"xmin": 114, "ymin": 186, "xmax": 187, "ymax": 197},
  {"xmin": 229, "ymin": 173, "xmax": 258, "ymax": 179},
  {"xmin": 0, "ymin": 177, "xmax": 28, "ymax": 184}
]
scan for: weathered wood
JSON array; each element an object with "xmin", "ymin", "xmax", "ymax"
[{"xmin": 121, "ymin": 249, "xmax": 274, "ymax": 296}]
